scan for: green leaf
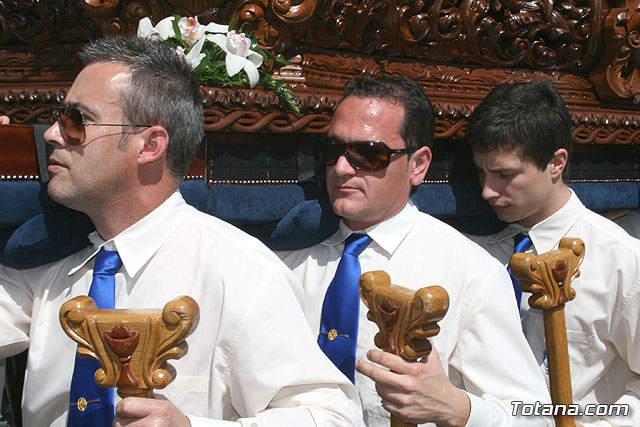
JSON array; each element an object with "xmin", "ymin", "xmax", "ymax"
[{"xmin": 171, "ymin": 16, "xmax": 183, "ymax": 41}]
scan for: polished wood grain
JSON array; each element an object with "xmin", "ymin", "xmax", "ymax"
[
  {"xmin": 359, "ymin": 270, "xmax": 450, "ymax": 427},
  {"xmin": 510, "ymin": 238, "xmax": 585, "ymax": 427},
  {"xmin": 59, "ymin": 295, "xmax": 200, "ymax": 398}
]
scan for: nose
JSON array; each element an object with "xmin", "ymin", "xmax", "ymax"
[
  {"xmin": 44, "ymin": 121, "xmax": 65, "ymax": 147},
  {"xmin": 331, "ymin": 153, "xmax": 357, "ymax": 177},
  {"xmin": 480, "ymin": 174, "xmax": 500, "ymax": 201}
]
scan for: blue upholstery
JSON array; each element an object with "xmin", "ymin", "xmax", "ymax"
[
  {"xmin": 1, "ymin": 180, "xmax": 639, "ymax": 269},
  {"xmin": 0, "ymin": 181, "xmax": 43, "ymax": 228}
]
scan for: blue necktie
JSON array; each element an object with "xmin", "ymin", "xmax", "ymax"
[
  {"xmin": 68, "ymin": 249, "xmax": 121, "ymax": 427},
  {"xmin": 318, "ymin": 233, "xmax": 372, "ymax": 383},
  {"xmin": 508, "ymin": 232, "xmax": 532, "ymax": 309}
]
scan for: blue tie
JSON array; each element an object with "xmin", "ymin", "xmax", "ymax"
[
  {"xmin": 508, "ymin": 233, "xmax": 532, "ymax": 309},
  {"xmin": 318, "ymin": 233, "xmax": 372, "ymax": 383},
  {"xmin": 68, "ymin": 249, "xmax": 121, "ymax": 427}
]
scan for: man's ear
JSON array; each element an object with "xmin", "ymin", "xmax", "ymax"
[
  {"xmin": 137, "ymin": 126, "xmax": 169, "ymax": 166},
  {"xmin": 409, "ymin": 146, "xmax": 432, "ymax": 186},
  {"xmin": 549, "ymin": 148, "xmax": 568, "ymax": 180}
]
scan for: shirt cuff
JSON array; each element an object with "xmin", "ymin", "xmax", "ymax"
[{"xmin": 463, "ymin": 392, "xmax": 495, "ymax": 427}]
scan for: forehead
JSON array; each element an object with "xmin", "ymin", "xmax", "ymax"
[
  {"xmin": 473, "ymin": 148, "xmax": 531, "ymax": 168},
  {"xmin": 66, "ymin": 61, "xmax": 131, "ymax": 109},
  {"xmin": 329, "ymin": 96, "xmax": 404, "ymax": 142}
]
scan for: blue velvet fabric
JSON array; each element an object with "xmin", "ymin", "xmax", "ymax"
[
  {"xmin": 2, "ymin": 210, "xmax": 93, "ymax": 269},
  {"xmin": 0, "ymin": 181, "xmax": 43, "ymax": 227},
  {"xmin": 2, "ymin": 180, "xmax": 639, "ymax": 269}
]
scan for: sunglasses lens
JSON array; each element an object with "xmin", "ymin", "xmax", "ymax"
[
  {"xmin": 321, "ymin": 143, "xmax": 344, "ymax": 166},
  {"xmin": 56, "ymin": 107, "xmax": 85, "ymax": 145},
  {"xmin": 346, "ymin": 143, "xmax": 388, "ymax": 171},
  {"xmin": 318, "ymin": 137, "xmax": 391, "ymax": 171}
]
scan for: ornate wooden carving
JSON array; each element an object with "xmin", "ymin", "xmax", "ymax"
[
  {"xmin": 359, "ymin": 270, "xmax": 449, "ymax": 360},
  {"xmin": 510, "ymin": 237, "xmax": 583, "ymax": 310},
  {"xmin": 59, "ymin": 295, "xmax": 200, "ymax": 398},
  {"xmin": 359, "ymin": 270, "xmax": 449, "ymax": 427},
  {"xmin": 510, "ymin": 237, "xmax": 585, "ymax": 427},
  {"xmin": 590, "ymin": 0, "xmax": 640, "ymax": 104},
  {"xmin": 0, "ymin": 0, "xmax": 638, "ymax": 141}
]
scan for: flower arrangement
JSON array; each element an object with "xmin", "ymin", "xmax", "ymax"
[{"xmin": 137, "ymin": 15, "xmax": 299, "ymax": 115}]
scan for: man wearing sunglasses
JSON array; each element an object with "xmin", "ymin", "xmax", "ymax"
[
  {"xmin": 0, "ymin": 37, "xmax": 364, "ymax": 426},
  {"xmin": 468, "ymin": 79, "xmax": 640, "ymax": 426},
  {"xmin": 279, "ymin": 77, "xmax": 551, "ymax": 426}
]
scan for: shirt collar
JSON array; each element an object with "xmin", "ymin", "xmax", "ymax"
[
  {"xmin": 488, "ymin": 189, "xmax": 583, "ymax": 254},
  {"xmin": 322, "ymin": 201, "xmax": 418, "ymax": 256},
  {"xmin": 68, "ymin": 191, "xmax": 188, "ymax": 277},
  {"xmin": 528, "ymin": 188, "xmax": 582, "ymax": 254}
]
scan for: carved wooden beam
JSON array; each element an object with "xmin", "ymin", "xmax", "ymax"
[
  {"xmin": 510, "ymin": 237, "xmax": 585, "ymax": 427},
  {"xmin": 359, "ymin": 270, "xmax": 449, "ymax": 427},
  {"xmin": 59, "ymin": 295, "xmax": 199, "ymax": 398},
  {"xmin": 0, "ymin": 0, "xmax": 638, "ymax": 138}
]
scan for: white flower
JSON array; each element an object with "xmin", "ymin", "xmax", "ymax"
[
  {"xmin": 184, "ymin": 36, "xmax": 206, "ymax": 69},
  {"xmin": 137, "ymin": 16, "xmax": 175, "ymax": 40},
  {"xmin": 178, "ymin": 16, "xmax": 228, "ymax": 46},
  {"xmin": 207, "ymin": 31, "xmax": 264, "ymax": 88},
  {"xmin": 137, "ymin": 16, "xmax": 227, "ymax": 43}
]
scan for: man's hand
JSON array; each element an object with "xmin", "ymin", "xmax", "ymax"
[
  {"xmin": 114, "ymin": 397, "xmax": 191, "ymax": 427},
  {"xmin": 356, "ymin": 344, "xmax": 470, "ymax": 427},
  {"xmin": 0, "ymin": 116, "xmax": 9, "ymax": 125}
]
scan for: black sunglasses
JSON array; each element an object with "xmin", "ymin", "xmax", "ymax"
[
  {"xmin": 50, "ymin": 107, "xmax": 151, "ymax": 145},
  {"xmin": 318, "ymin": 136, "xmax": 412, "ymax": 172}
]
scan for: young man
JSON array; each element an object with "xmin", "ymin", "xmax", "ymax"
[
  {"xmin": 279, "ymin": 77, "xmax": 551, "ymax": 427},
  {"xmin": 0, "ymin": 37, "xmax": 364, "ymax": 426},
  {"xmin": 467, "ymin": 79, "xmax": 640, "ymax": 426}
]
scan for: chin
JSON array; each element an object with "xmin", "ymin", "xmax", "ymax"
[
  {"xmin": 47, "ymin": 184, "xmax": 79, "ymax": 210},
  {"xmin": 331, "ymin": 197, "xmax": 359, "ymax": 218}
]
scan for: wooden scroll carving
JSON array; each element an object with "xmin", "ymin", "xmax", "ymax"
[
  {"xmin": 359, "ymin": 270, "xmax": 449, "ymax": 427},
  {"xmin": 510, "ymin": 237, "xmax": 585, "ymax": 427},
  {"xmin": 590, "ymin": 0, "xmax": 640, "ymax": 104},
  {"xmin": 59, "ymin": 295, "xmax": 199, "ymax": 398},
  {"xmin": 0, "ymin": 1, "xmax": 639, "ymax": 139}
]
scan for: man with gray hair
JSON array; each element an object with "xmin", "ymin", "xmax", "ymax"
[{"xmin": 0, "ymin": 37, "xmax": 364, "ymax": 427}]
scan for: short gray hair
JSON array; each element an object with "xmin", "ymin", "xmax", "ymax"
[{"xmin": 78, "ymin": 36, "xmax": 204, "ymax": 180}]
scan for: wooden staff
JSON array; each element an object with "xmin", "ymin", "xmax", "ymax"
[
  {"xmin": 60, "ymin": 295, "xmax": 199, "ymax": 398},
  {"xmin": 510, "ymin": 237, "xmax": 584, "ymax": 427},
  {"xmin": 359, "ymin": 270, "xmax": 450, "ymax": 427}
]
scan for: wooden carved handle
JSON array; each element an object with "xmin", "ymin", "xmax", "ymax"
[
  {"xmin": 359, "ymin": 270, "xmax": 450, "ymax": 427},
  {"xmin": 59, "ymin": 295, "xmax": 200, "ymax": 398},
  {"xmin": 510, "ymin": 237, "xmax": 584, "ymax": 427}
]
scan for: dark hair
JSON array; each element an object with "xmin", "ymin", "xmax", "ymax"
[
  {"xmin": 343, "ymin": 76, "xmax": 435, "ymax": 151},
  {"xmin": 78, "ymin": 36, "xmax": 204, "ymax": 180},
  {"xmin": 466, "ymin": 79, "xmax": 572, "ymax": 180}
]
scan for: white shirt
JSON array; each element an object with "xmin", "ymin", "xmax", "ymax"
[
  {"xmin": 278, "ymin": 202, "xmax": 551, "ymax": 427},
  {"xmin": 0, "ymin": 191, "xmax": 365, "ymax": 427},
  {"xmin": 470, "ymin": 191, "xmax": 640, "ymax": 427},
  {"xmin": 614, "ymin": 210, "xmax": 640, "ymax": 240}
]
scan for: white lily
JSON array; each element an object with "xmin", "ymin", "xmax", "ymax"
[
  {"xmin": 207, "ymin": 31, "xmax": 264, "ymax": 88},
  {"xmin": 184, "ymin": 36, "xmax": 206, "ymax": 69},
  {"xmin": 178, "ymin": 16, "xmax": 228, "ymax": 46},
  {"xmin": 137, "ymin": 16, "xmax": 176, "ymax": 40}
]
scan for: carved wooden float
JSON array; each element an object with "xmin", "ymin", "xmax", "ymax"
[{"xmin": 0, "ymin": 0, "xmax": 638, "ymax": 144}]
